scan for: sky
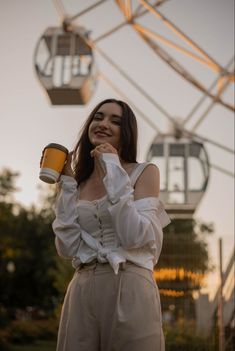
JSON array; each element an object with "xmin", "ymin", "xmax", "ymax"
[{"xmin": 0, "ymin": 0, "xmax": 234, "ymax": 299}]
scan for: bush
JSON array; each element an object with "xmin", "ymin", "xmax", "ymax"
[
  {"xmin": 33, "ymin": 319, "xmax": 58, "ymax": 341},
  {"xmin": 9, "ymin": 320, "xmax": 40, "ymax": 344},
  {"xmin": 8, "ymin": 319, "xmax": 58, "ymax": 345},
  {"xmin": 0, "ymin": 307, "xmax": 10, "ymax": 329},
  {"xmin": 164, "ymin": 321, "xmax": 218, "ymax": 351},
  {"xmin": 0, "ymin": 330, "xmax": 10, "ymax": 351}
]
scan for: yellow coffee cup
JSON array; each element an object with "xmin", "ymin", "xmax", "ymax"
[{"xmin": 39, "ymin": 143, "xmax": 68, "ymax": 184}]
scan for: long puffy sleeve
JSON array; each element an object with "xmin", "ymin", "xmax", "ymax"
[
  {"xmin": 100, "ymin": 153, "xmax": 171, "ymax": 255},
  {"xmin": 52, "ymin": 175, "xmax": 90, "ymax": 260},
  {"xmin": 52, "ymin": 175, "xmax": 112, "ymax": 265}
]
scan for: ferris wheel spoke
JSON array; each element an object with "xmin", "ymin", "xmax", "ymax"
[
  {"xmin": 52, "ymin": 0, "xmax": 67, "ymax": 21},
  {"xmin": 133, "ymin": 30, "xmax": 234, "ymax": 112},
  {"xmin": 68, "ymin": 0, "xmax": 109, "ymax": 23},
  {"xmin": 95, "ymin": 21, "xmax": 127, "ymax": 43},
  {"xmin": 91, "ymin": 41, "xmax": 174, "ymax": 122},
  {"xmin": 116, "ymin": 0, "xmax": 173, "ymax": 19},
  {"xmin": 133, "ymin": 23, "xmax": 216, "ymax": 71},
  {"xmin": 94, "ymin": 41, "xmax": 234, "ymax": 157},
  {"xmin": 191, "ymin": 78, "xmax": 233, "ymax": 132},
  {"xmin": 115, "ymin": 0, "xmax": 234, "ymax": 111},
  {"xmin": 54, "ymin": 0, "xmax": 169, "ymax": 44},
  {"xmin": 138, "ymin": 0, "xmax": 223, "ymax": 73},
  {"xmin": 74, "ymin": 30, "xmax": 234, "ymax": 158},
  {"xmin": 210, "ymin": 163, "xmax": 234, "ymax": 178},
  {"xmin": 115, "ymin": 0, "xmax": 131, "ymax": 19},
  {"xmin": 94, "ymin": 0, "xmax": 167, "ymax": 43},
  {"xmin": 182, "ymin": 56, "xmax": 235, "ymax": 127},
  {"xmin": 181, "ymin": 129, "xmax": 234, "ymax": 155}
]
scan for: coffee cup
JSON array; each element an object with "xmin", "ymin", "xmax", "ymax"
[{"xmin": 39, "ymin": 143, "xmax": 68, "ymax": 184}]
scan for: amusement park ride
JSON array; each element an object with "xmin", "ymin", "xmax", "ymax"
[
  {"xmin": 33, "ymin": 0, "xmax": 234, "ymax": 219},
  {"xmin": 34, "ymin": 25, "xmax": 97, "ymax": 105}
]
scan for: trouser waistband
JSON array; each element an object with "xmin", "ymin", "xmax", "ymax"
[{"xmin": 78, "ymin": 260, "xmax": 132, "ymax": 272}]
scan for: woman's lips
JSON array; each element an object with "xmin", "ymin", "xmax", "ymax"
[{"xmin": 94, "ymin": 131, "xmax": 111, "ymax": 137}]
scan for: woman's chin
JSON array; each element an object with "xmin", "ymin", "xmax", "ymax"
[
  {"xmin": 92, "ymin": 141, "xmax": 102, "ymax": 147},
  {"xmin": 91, "ymin": 137, "xmax": 107, "ymax": 146}
]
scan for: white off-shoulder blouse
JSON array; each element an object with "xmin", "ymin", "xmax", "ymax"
[{"xmin": 52, "ymin": 153, "xmax": 171, "ymax": 274}]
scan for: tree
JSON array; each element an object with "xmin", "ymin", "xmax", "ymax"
[
  {"xmin": 0, "ymin": 168, "xmax": 19, "ymax": 203},
  {"xmin": 0, "ymin": 169, "xmax": 58, "ymax": 312},
  {"xmin": 155, "ymin": 218, "xmax": 214, "ymax": 321}
]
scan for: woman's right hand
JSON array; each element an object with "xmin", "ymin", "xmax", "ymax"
[{"xmin": 61, "ymin": 152, "xmax": 74, "ymax": 178}]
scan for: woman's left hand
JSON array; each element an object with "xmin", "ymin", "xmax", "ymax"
[
  {"xmin": 90, "ymin": 143, "xmax": 118, "ymax": 158},
  {"xmin": 61, "ymin": 152, "xmax": 74, "ymax": 177}
]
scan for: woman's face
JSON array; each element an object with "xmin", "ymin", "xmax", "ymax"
[{"xmin": 88, "ymin": 102, "xmax": 122, "ymax": 150}]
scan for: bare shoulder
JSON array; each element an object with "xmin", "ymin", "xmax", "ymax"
[{"xmin": 134, "ymin": 163, "xmax": 160, "ymax": 200}]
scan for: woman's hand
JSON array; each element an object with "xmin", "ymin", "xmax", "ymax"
[
  {"xmin": 90, "ymin": 143, "xmax": 118, "ymax": 158},
  {"xmin": 61, "ymin": 152, "xmax": 74, "ymax": 177},
  {"xmin": 90, "ymin": 143, "xmax": 118, "ymax": 178}
]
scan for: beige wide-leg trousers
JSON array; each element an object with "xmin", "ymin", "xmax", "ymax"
[{"xmin": 57, "ymin": 262, "xmax": 165, "ymax": 351}]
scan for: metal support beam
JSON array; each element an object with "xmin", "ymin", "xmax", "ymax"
[
  {"xmin": 115, "ymin": 0, "xmax": 234, "ymax": 112},
  {"xmin": 182, "ymin": 57, "xmax": 235, "ymax": 127},
  {"xmin": 133, "ymin": 23, "xmax": 217, "ymax": 71},
  {"xmin": 138, "ymin": 0, "xmax": 223, "ymax": 73},
  {"xmin": 133, "ymin": 29, "xmax": 234, "ymax": 112}
]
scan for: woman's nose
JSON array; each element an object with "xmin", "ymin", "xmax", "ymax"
[{"xmin": 98, "ymin": 117, "xmax": 109, "ymax": 128}]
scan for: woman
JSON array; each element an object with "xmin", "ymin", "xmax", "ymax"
[{"xmin": 52, "ymin": 98, "xmax": 170, "ymax": 351}]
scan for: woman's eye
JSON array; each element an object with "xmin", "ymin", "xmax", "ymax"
[
  {"xmin": 93, "ymin": 114, "xmax": 102, "ymax": 120},
  {"xmin": 112, "ymin": 119, "xmax": 121, "ymax": 125}
]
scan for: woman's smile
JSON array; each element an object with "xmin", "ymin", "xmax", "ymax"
[{"xmin": 94, "ymin": 130, "xmax": 112, "ymax": 137}]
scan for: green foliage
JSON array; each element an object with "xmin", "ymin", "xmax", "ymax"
[
  {"xmin": 36, "ymin": 183, "xmax": 57, "ymax": 223},
  {"xmin": 161, "ymin": 218, "xmax": 213, "ymax": 272},
  {"xmin": 10, "ymin": 340, "xmax": 56, "ymax": 351},
  {"xmin": 32, "ymin": 319, "xmax": 58, "ymax": 341},
  {"xmin": 164, "ymin": 321, "xmax": 218, "ymax": 351},
  {"xmin": 8, "ymin": 319, "xmax": 58, "ymax": 344},
  {"xmin": 0, "ymin": 306, "xmax": 10, "ymax": 328},
  {"xmin": 0, "ymin": 318, "xmax": 58, "ymax": 349},
  {"xmin": 157, "ymin": 218, "xmax": 214, "ymax": 321},
  {"xmin": 0, "ymin": 169, "xmax": 59, "ymax": 311},
  {"xmin": 0, "ymin": 329, "xmax": 10, "ymax": 351},
  {"xmin": 0, "ymin": 168, "xmax": 19, "ymax": 202},
  {"xmin": 0, "ymin": 205, "xmax": 58, "ymax": 310},
  {"xmin": 159, "ymin": 218, "xmax": 213, "ymax": 278},
  {"xmin": 9, "ymin": 320, "xmax": 40, "ymax": 344}
]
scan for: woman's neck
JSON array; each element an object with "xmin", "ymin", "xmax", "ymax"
[
  {"xmin": 91, "ymin": 156, "xmax": 135, "ymax": 179},
  {"xmin": 91, "ymin": 157, "xmax": 105, "ymax": 180}
]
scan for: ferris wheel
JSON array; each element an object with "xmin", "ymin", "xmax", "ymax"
[{"xmin": 33, "ymin": 0, "xmax": 234, "ymax": 218}]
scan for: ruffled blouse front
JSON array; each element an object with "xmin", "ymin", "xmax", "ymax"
[{"xmin": 52, "ymin": 154, "xmax": 171, "ymax": 274}]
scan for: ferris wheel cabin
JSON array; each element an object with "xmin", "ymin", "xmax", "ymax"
[
  {"xmin": 34, "ymin": 26, "xmax": 97, "ymax": 105},
  {"xmin": 147, "ymin": 134, "xmax": 210, "ymax": 219}
]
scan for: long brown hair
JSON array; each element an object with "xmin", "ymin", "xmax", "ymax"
[{"xmin": 73, "ymin": 98, "xmax": 138, "ymax": 186}]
